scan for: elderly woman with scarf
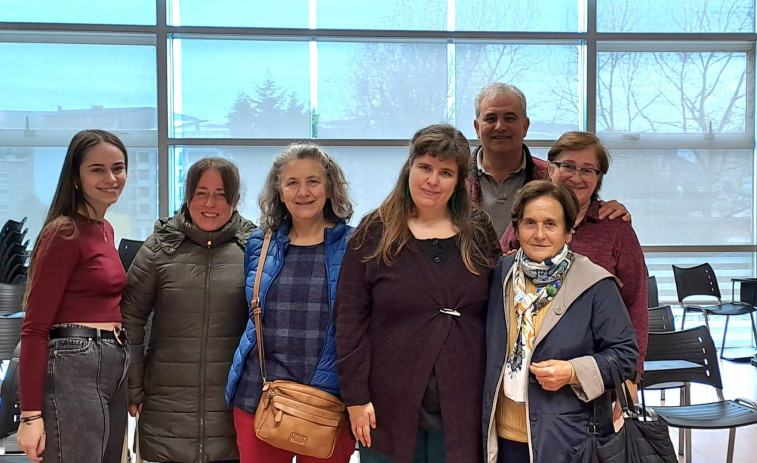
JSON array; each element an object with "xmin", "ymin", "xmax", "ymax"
[{"xmin": 482, "ymin": 180, "xmax": 638, "ymax": 463}]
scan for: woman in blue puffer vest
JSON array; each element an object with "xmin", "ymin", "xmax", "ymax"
[{"xmin": 225, "ymin": 143, "xmax": 356, "ymax": 463}]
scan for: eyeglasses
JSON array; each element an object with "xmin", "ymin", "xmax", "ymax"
[{"xmin": 551, "ymin": 161, "xmax": 602, "ymax": 180}]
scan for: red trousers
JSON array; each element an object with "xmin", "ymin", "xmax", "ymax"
[{"xmin": 233, "ymin": 407, "xmax": 356, "ymax": 463}]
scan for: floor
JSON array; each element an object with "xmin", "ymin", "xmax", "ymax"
[{"xmin": 1, "ymin": 359, "xmax": 755, "ymax": 463}]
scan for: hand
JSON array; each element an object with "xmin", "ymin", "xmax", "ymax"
[
  {"xmin": 597, "ymin": 200, "xmax": 631, "ymax": 222},
  {"xmin": 613, "ymin": 380, "xmax": 638, "ymax": 423},
  {"xmin": 129, "ymin": 403, "xmax": 143, "ymax": 417},
  {"xmin": 530, "ymin": 359, "xmax": 573, "ymax": 391},
  {"xmin": 347, "ymin": 402, "xmax": 376, "ymax": 447},
  {"xmin": 17, "ymin": 412, "xmax": 45, "ymax": 462},
  {"xmin": 504, "ymin": 249, "xmax": 517, "ymax": 256}
]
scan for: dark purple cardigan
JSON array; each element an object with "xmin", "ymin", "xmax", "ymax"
[{"xmin": 335, "ymin": 221, "xmax": 497, "ymax": 463}]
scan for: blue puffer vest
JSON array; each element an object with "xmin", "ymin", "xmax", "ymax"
[{"xmin": 225, "ymin": 219, "xmax": 354, "ymax": 404}]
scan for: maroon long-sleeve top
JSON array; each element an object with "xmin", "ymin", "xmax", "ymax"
[
  {"xmin": 500, "ymin": 199, "xmax": 648, "ymax": 372},
  {"xmin": 20, "ymin": 216, "xmax": 126, "ymax": 410}
]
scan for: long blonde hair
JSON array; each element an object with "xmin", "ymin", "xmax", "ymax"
[{"xmin": 352, "ymin": 123, "xmax": 498, "ymax": 274}]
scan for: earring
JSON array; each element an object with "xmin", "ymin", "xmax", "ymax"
[
  {"xmin": 405, "ymin": 184, "xmax": 410, "ymax": 199},
  {"xmin": 450, "ymin": 191, "xmax": 459, "ymax": 213},
  {"xmin": 74, "ymin": 183, "xmax": 79, "ymax": 190}
]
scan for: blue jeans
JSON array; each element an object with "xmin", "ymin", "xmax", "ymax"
[{"xmin": 42, "ymin": 326, "xmax": 130, "ymax": 463}]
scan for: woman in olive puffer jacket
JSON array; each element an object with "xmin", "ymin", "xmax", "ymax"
[{"xmin": 121, "ymin": 157, "xmax": 256, "ymax": 463}]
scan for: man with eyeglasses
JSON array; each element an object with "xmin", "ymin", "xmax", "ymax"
[{"xmin": 467, "ymin": 82, "xmax": 629, "ymax": 238}]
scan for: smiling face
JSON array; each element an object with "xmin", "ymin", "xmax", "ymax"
[
  {"xmin": 516, "ymin": 195, "xmax": 572, "ymax": 263},
  {"xmin": 78, "ymin": 142, "xmax": 127, "ymax": 218},
  {"xmin": 548, "ymin": 147, "xmax": 601, "ymax": 208},
  {"xmin": 188, "ymin": 168, "xmax": 234, "ymax": 231},
  {"xmin": 474, "ymin": 93, "xmax": 530, "ymax": 162},
  {"xmin": 279, "ymin": 158, "xmax": 330, "ymax": 226},
  {"xmin": 408, "ymin": 154, "xmax": 459, "ymax": 216}
]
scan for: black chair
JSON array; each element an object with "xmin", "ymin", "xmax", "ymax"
[
  {"xmin": 0, "ymin": 256, "xmax": 27, "ymax": 285},
  {"xmin": 0, "ymin": 231, "xmax": 26, "ymax": 270},
  {"xmin": 648, "ymin": 305, "xmax": 675, "ymax": 333},
  {"xmin": 644, "ymin": 326, "xmax": 757, "ymax": 463},
  {"xmin": 647, "ymin": 275, "xmax": 659, "ymax": 308},
  {"xmin": 0, "ymin": 218, "xmax": 25, "ymax": 239},
  {"xmin": 644, "ymin": 305, "xmax": 682, "ymax": 434},
  {"xmin": 672, "ymin": 263, "xmax": 757, "ymax": 360},
  {"xmin": 0, "ymin": 342, "xmax": 21, "ymax": 440},
  {"xmin": 118, "ymin": 239, "xmax": 144, "ymax": 272}
]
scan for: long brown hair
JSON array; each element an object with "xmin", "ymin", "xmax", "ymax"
[
  {"xmin": 25, "ymin": 130, "xmax": 128, "ymax": 306},
  {"xmin": 352, "ymin": 123, "xmax": 498, "ymax": 274}
]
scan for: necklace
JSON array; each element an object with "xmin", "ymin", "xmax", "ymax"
[{"xmin": 95, "ymin": 220, "xmax": 108, "ymax": 243}]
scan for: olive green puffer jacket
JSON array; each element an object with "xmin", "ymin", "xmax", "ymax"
[{"xmin": 121, "ymin": 207, "xmax": 255, "ymax": 463}]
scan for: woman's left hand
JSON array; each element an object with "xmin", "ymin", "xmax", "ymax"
[
  {"xmin": 529, "ymin": 360, "xmax": 573, "ymax": 391},
  {"xmin": 597, "ymin": 200, "xmax": 631, "ymax": 222}
]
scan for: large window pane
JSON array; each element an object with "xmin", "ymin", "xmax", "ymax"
[
  {"xmin": 456, "ymin": 0, "xmax": 579, "ymax": 32},
  {"xmin": 317, "ymin": 42, "xmax": 448, "ymax": 139},
  {"xmin": 168, "ymin": 0, "xmax": 307, "ymax": 28},
  {"xmin": 171, "ymin": 145, "xmax": 408, "ymax": 225},
  {"xmin": 456, "ymin": 43, "xmax": 581, "ymax": 139},
  {"xmin": 0, "ymin": 146, "xmax": 158, "ymax": 243},
  {"xmin": 317, "ymin": 0, "xmax": 444, "ymax": 30},
  {"xmin": 597, "ymin": 0, "xmax": 754, "ymax": 33},
  {"xmin": 601, "ymin": 149, "xmax": 753, "ymax": 246},
  {"xmin": 0, "ymin": 41, "xmax": 157, "ymax": 131},
  {"xmin": 171, "ymin": 39, "xmax": 310, "ymax": 139},
  {"xmin": 0, "ymin": 0, "xmax": 155, "ymax": 25},
  {"xmin": 597, "ymin": 50, "xmax": 747, "ymax": 134}
]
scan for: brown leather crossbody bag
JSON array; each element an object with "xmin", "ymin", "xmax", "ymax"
[{"xmin": 251, "ymin": 230, "xmax": 347, "ymax": 459}]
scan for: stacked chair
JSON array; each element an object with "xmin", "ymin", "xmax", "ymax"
[
  {"xmin": 0, "ymin": 218, "xmax": 29, "ymax": 284},
  {"xmin": 0, "ymin": 218, "xmax": 28, "ymax": 453}
]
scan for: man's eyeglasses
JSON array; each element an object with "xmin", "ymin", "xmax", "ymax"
[{"xmin": 551, "ymin": 161, "xmax": 602, "ymax": 180}]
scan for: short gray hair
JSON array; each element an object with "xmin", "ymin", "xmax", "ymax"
[
  {"xmin": 474, "ymin": 83, "xmax": 528, "ymax": 119},
  {"xmin": 258, "ymin": 143, "xmax": 353, "ymax": 231}
]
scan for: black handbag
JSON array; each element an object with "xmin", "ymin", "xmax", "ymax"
[{"xmin": 569, "ymin": 352, "xmax": 677, "ymax": 463}]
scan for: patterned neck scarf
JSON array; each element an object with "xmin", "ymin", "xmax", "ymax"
[{"xmin": 504, "ymin": 245, "xmax": 574, "ymax": 403}]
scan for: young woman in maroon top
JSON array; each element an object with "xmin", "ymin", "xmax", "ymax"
[
  {"xmin": 17, "ymin": 130, "xmax": 129, "ymax": 463},
  {"xmin": 500, "ymin": 131, "xmax": 648, "ymax": 425},
  {"xmin": 335, "ymin": 124, "xmax": 501, "ymax": 463}
]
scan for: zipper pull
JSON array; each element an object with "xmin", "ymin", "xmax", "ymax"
[{"xmin": 206, "ymin": 240, "xmax": 212, "ymax": 248}]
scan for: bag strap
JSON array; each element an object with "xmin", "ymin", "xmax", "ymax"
[
  {"xmin": 252, "ymin": 230, "xmax": 273, "ymax": 383},
  {"xmin": 587, "ymin": 351, "xmax": 638, "ymax": 435}
]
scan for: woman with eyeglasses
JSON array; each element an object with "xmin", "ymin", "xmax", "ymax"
[{"xmin": 500, "ymin": 131, "xmax": 647, "ymax": 423}]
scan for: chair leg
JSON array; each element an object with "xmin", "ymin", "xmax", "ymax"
[
  {"xmin": 703, "ymin": 311, "xmax": 710, "ymax": 331},
  {"xmin": 681, "ymin": 308, "xmax": 687, "ymax": 330},
  {"xmin": 727, "ymin": 428, "xmax": 736, "ymax": 463},
  {"xmin": 720, "ymin": 315, "xmax": 730, "ymax": 358},
  {"xmin": 750, "ymin": 312, "xmax": 757, "ymax": 348},
  {"xmin": 660, "ymin": 389, "xmax": 666, "ymax": 401}
]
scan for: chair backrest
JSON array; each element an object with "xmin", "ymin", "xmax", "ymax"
[
  {"xmin": 738, "ymin": 279, "xmax": 757, "ymax": 305},
  {"xmin": 672, "ymin": 263, "xmax": 722, "ymax": 302},
  {"xmin": 643, "ymin": 325, "xmax": 723, "ymax": 390},
  {"xmin": 0, "ymin": 217, "xmax": 26, "ymax": 237},
  {"xmin": 647, "ymin": 275, "xmax": 659, "ymax": 307},
  {"xmin": 1, "ymin": 255, "xmax": 27, "ymax": 283},
  {"xmin": 118, "ymin": 239, "xmax": 144, "ymax": 272},
  {"xmin": 0, "ymin": 282, "xmax": 26, "ymax": 315},
  {"xmin": 648, "ymin": 305, "xmax": 675, "ymax": 332},
  {"xmin": 0, "ymin": 314, "xmax": 23, "ymax": 360}
]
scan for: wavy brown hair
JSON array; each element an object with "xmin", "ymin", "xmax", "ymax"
[{"xmin": 353, "ymin": 123, "xmax": 498, "ymax": 274}]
